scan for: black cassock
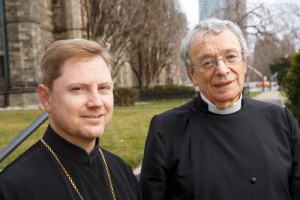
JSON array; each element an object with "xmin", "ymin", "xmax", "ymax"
[
  {"xmin": 140, "ymin": 95, "xmax": 300, "ymax": 200},
  {"xmin": 0, "ymin": 125, "xmax": 141, "ymax": 200}
]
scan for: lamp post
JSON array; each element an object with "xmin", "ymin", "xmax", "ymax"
[{"xmin": 0, "ymin": 0, "xmax": 9, "ymax": 107}]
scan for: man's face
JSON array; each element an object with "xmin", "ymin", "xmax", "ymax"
[
  {"xmin": 188, "ymin": 29, "xmax": 247, "ymax": 109},
  {"xmin": 39, "ymin": 56, "xmax": 113, "ymax": 147}
]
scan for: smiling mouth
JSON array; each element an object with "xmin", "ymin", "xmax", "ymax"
[
  {"xmin": 215, "ymin": 80, "xmax": 234, "ymax": 87},
  {"xmin": 82, "ymin": 114, "xmax": 103, "ymax": 119}
]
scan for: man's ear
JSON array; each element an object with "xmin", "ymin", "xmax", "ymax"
[
  {"xmin": 38, "ymin": 84, "xmax": 51, "ymax": 112},
  {"xmin": 187, "ymin": 67, "xmax": 198, "ymax": 87},
  {"xmin": 244, "ymin": 55, "xmax": 249, "ymax": 75}
]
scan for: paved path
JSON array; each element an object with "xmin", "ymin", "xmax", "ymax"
[
  {"xmin": 253, "ymin": 90, "xmax": 284, "ymax": 107},
  {"xmin": 133, "ymin": 165, "xmax": 141, "ymax": 180}
]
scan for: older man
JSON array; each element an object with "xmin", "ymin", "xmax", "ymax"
[{"xmin": 140, "ymin": 18, "xmax": 300, "ymax": 200}]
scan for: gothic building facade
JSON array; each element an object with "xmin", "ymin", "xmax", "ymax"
[{"xmin": 0, "ymin": 0, "xmax": 183, "ymax": 107}]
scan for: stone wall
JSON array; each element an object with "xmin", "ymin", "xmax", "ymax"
[{"xmin": 0, "ymin": 0, "xmax": 86, "ymax": 107}]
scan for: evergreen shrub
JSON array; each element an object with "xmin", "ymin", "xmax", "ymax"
[
  {"xmin": 114, "ymin": 88, "xmax": 138, "ymax": 106},
  {"xmin": 284, "ymin": 50, "xmax": 300, "ymax": 125},
  {"xmin": 139, "ymin": 85, "xmax": 197, "ymax": 101}
]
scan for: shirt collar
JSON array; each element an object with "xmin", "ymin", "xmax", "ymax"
[
  {"xmin": 200, "ymin": 92, "xmax": 242, "ymax": 115},
  {"xmin": 42, "ymin": 125, "xmax": 100, "ymax": 165}
]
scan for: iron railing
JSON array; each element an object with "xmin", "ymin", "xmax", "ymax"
[{"xmin": 0, "ymin": 112, "xmax": 48, "ymax": 162}]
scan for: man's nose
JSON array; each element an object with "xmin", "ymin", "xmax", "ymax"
[
  {"xmin": 87, "ymin": 91, "xmax": 103, "ymax": 107},
  {"xmin": 215, "ymin": 58, "xmax": 230, "ymax": 75}
]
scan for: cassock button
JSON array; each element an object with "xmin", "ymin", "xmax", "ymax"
[{"xmin": 250, "ymin": 177, "xmax": 257, "ymax": 184}]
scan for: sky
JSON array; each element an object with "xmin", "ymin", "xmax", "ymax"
[
  {"xmin": 178, "ymin": 0, "xmax": 298, "ymax": 29},
  {"xmin": 178, "ymin": 0, "xmax": 199, "ymax": 29}
]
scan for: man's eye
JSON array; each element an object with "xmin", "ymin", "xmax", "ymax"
[
  {"xmin": 225, "ymin": 53, "xmax": 239, "ymax": 62},
  {"xmin": 99, "ymin": 85, "xmax": 111, "ymax": 90},
  {"xmin": 72, "ymin": 87, "xmax": 82, "ymax": 91},
  {"xmin": 202, "ymin": 60, "xmax": 214, "ymax": 68},
  {"xmin": 227, "ymin": 55, "xmax": 237, "ymax": 59},
  {"xmin": 71, "ymin": 86, "xmax": 86, "ymax": 93}
]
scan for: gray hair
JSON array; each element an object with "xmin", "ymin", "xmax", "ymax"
[{"xmin": 180, "ymin": 18, "xmax": 249, "ymax": 68}]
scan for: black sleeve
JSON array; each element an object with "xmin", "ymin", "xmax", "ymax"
[
  {"xmin": 286, "ymin": 108, "xmax": 300, "ymax": 199},
  {"xmin": 125, "ymin": 163, "xmax": 142, "ymax": 200},
  {"xmin": 140, "ymin": 115, "xmax": 167, "ymax": 200}
]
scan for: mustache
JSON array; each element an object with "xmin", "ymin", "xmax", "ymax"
[{"xmin": 211, "ymin": 73, "xmax": 238, "ymax": 85}]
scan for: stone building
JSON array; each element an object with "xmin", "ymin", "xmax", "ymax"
[{"xmin": 0, "ymin": 0, "xmax": 182, "ymax": 107}]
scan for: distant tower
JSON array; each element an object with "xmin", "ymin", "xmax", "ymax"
[
  {"xmin": 199, "ymin": 0, "xmax": 227, "ymax": 20},
  {"xmin": 199, "ymin": 0, "xmax": 247, "ymax": 26}
]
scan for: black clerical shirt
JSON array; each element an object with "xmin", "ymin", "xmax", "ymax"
[{"xmin": 0, "ymin": 126, "xmax": 141, "ymax": 200}]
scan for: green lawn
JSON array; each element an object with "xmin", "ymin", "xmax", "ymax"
[{"xmin": 0, "ymin": 99, "xmax": 190, "ymax": 169}]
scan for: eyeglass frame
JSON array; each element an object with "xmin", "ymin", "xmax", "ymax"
[{"xmin": 191, "ymin": 50, "xmax": 246, "ymax": 72}]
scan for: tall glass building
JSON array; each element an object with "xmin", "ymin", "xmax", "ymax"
[
  {"xmin": 200, "ymin": 0, "xmax": 226, "ymax": 20},
  {"xmin": 199, "ymin": 0, "xmax": 246, "ymax": 22}
]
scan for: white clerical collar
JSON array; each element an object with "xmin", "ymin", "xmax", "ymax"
[{"xmin": 200, "ymin": 92, "xmax": 242, "ymax": 115}]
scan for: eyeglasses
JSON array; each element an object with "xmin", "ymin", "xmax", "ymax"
[{"xmin": 192, "ymin": 51, "xmax": 244, "ymax": 72}]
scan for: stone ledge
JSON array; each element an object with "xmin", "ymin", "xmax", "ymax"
[{"xmin": 0, "ymin": 104, "xmax": 43, "ymax": 111}]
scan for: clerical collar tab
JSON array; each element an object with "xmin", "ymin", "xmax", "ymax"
[{"xmin": 200, "ymin": 93, "xmax": 242, "ymax": 115}]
